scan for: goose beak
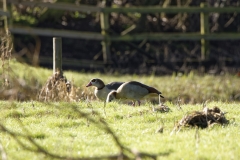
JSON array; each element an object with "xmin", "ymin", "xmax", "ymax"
[{"xmin": 86, "ymin": 82, "xmax": 92, "ymax": 87}]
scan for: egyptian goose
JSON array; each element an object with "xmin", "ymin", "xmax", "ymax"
[
  {"xmin": 106, "ymin": 81, "xmax": 164, "ymax": 106},
  {"xmin": 86, "ymin": 78, "xmax": 124, "ymax": 101}
]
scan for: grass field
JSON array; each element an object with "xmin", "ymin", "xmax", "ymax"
[
  {"xmin": 0, "ymin": 60, "xmax": 240, "ymax": 159},
  {"xmin": 0, "ymin": 101, "xmax": 239, "ymax": 160}
]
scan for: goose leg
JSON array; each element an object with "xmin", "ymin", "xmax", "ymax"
[
  {"xmin": 132, "ymin": 101, "xmax": 135, "ymax": 106},
  {"xmin": 159, "ymin": 94, "xmax": 161, "ymax": 105},
  {"xmin": 132, "ymin": 100, "xmax": 141, "ymax": 106},
  {"xmin": 137, "ymin": 100, "xmax": 141, "ymax": 106}
]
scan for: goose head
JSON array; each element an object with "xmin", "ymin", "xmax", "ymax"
[
  {"xmin": 86, "ymin": 78, "xmax": 105, "ymax": 89},
  {"xmin": 106, "ymin": 90, "xmax": 117, "ymax": 102}
]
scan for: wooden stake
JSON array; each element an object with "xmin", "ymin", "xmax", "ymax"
[
  {"xmin": 3, "ymin": 0, "xmax": 8, "ymax": 32},
  {"xmin": 53, "ymin": 37, "xmax": 63, "ymax": 76},
  {"xmin": 100, "ymin": 0, "xmax": 111, "ymax": 63},
  {"xmin": 200, "ymin": 2, "xmax": 210, "ymax": 60}
]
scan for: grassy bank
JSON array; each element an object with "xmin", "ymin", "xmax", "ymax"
[
  {"xmin": 0, "ymin": 60, "xmax": 240, "ymax": 159},
  {"xmin": 1, "ymin": 59, "xmax": 240, "ymax": 103}
]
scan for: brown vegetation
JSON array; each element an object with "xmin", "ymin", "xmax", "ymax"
[
  {"xmin": 172, "ymin": 106, "xmax": 229, "ymax": 134},
  {"xmin": 10, "ymin": 0, "xmax": 240, "ymax": 74}
]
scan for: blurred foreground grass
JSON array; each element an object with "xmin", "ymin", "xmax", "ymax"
[{"xmin": 0, "ymin": 101, "xmax": 239, "ymax": 159}]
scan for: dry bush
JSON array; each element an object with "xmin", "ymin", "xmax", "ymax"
[
  {"xmin": 0, "ymin": 31, "xmax": 40, "ymax": 101},
  {"xmin": 38, "ymin": 70, "xmax": 76, "ymax": 102},
  {"xmin": 0, "ymin": 30, "xmax": 18, "ymax": 100},
  {"xmin": 37, "ymin": 70, "xmax": 99, "ymax": 102},
  {"xmin": 0, "ymin": 30, "xmax": 11, "ymax": 64},
  {"xmin": 0, "ymin": 30, "xmax": 12, "ymax": 79}
]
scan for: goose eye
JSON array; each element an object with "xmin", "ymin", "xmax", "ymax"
[{"xmin": 92, "ymin": 79, "xmax": 96, "ymax": 82}]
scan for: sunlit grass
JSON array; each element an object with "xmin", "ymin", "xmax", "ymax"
[
  {"xmin": 0, "ymin": 60, "xmax": 240, "ymax": 159},
  {"xmin": 0, "ymin": 100, "xmax": 239, "ymax": 159},
  {"xmin": 1, "ymin": 59, "xmax": 240, "ymax": 103}
]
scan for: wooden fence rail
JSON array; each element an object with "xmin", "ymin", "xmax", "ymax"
[
  {"xmin": 1, "ymin": 0, "xmax": 240, "ymax": 65},
  {"xmin": 7, "ymin": 0, "xmax": 240, "ymax": 13}
]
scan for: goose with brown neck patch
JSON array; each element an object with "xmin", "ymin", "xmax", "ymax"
[
  {"xmin": 86, "ymin": 78, "xmax": 124, "ymax": 101},
  {"xmin": 106, "ymin": 81, "xmax": 164, "ymax": 106}
]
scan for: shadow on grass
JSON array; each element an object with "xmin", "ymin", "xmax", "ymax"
[{"xmin": 0, "ymin": 103, "xmax": 173, "ymax": 160}]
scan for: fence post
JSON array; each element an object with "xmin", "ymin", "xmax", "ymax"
[
  {"xmin": 53, "ymin": 37, "xmax": 63, "ymax": 76},
  {"xmin": 200, "ymin": 2, "xmax": 209, "ymax": 60},
  {"xmin": 3, "ymin": 0, "xmax": 8, "ymax": 32},
  {"xmin": 100, "ymin": 0, "xmax": 111, "ymax": 63}
]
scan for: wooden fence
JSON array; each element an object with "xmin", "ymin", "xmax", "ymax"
[{"xmin": 1, "ymin": 0, "xmax": 240, "ymax": 67}]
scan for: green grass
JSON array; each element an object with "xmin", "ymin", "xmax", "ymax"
[
  {"xmin": 0, "ymin": 101, "xmax": 239, "ymax": 159},
  {"xmin": 0, "ymin": 60, "xmax": 240, "ymax": 159},
  {"xmin": 1, "ymin": 59, "xmax": 240, "ymax": 103}
]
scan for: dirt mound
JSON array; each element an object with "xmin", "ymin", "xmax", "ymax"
[{"xmin": 172, "ymin": 106, "xmax": 229, "ymax": 133}]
